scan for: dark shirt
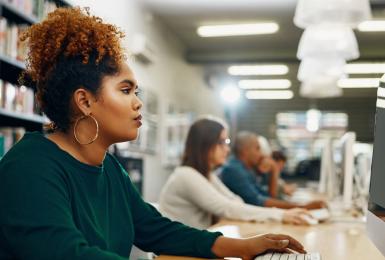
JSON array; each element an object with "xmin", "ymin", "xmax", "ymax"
[
  {"xmin": 0, "ymin": 132, "xmax": 221, "ymax": 260},
  {"xmin": 220, "ymin": 156, "xmax": 269, "ymax": 206}
]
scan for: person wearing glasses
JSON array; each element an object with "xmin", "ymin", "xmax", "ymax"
[{"xmin": 159, "ymin": 117, "xmax": 311, "ymax": 230}]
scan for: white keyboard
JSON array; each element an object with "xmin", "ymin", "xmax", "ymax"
[{"xmin": 254, "ymin": 252, "xmax": 321, "ymax": 260}]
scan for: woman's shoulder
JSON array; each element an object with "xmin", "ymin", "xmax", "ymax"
[
  {"xmin": 1, "ymin": 132, "xmax": 57, "ymax": 164},
  {"xmin": 173, "ymin": 166, "xmax": 202, "ymax": 178},
  {"xmin": 170, "ymin": 166, "xmax": 210, "ymax": 185}
]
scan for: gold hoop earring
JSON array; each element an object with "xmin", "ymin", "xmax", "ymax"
[{"xmin": 73, "ymin": 114, "xmax": 99, "ymax": 145}]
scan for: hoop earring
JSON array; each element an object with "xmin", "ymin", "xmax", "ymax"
[{"xmin": 73, "ymin": 114, "xmax": 99, "ymax": 145}]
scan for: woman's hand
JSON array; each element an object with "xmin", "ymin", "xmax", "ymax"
[
  {"xmin": 241, "ymin": 233, "xmax": 306, "ymax": 259},
  {"xmin": 211, "ymin": 233, "xmax": 306, "ymax": 260},
  {"xmin": 282, "ymin": 208, "xmax": 311, "ymax": 225}
]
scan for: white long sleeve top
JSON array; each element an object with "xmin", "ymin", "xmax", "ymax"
[{"xmin": 159, "ymin": 166, "xmax": 284, "ymax": 229}]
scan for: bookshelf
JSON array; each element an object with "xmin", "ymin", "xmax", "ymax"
[{"xmin": 0, "ymin": 0, "xmax": 71, "ymax": 156}]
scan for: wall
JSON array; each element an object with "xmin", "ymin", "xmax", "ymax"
[
  {"xmin": 236, "ymin": 96, "xmax": 377, "ymax": 142},
  {"xmin": 71, "ymin": 0, "xmax": 224, "ymax": 201}
]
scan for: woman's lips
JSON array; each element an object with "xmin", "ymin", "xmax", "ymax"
[{"xmin": 134, "ymin": 115, "xmax": 142, "ymax": 127}]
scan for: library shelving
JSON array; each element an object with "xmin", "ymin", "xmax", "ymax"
[{"xmin": 0, "ymin": 0, "xmax": 71, "ymax": 155}]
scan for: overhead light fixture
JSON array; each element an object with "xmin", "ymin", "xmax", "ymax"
[
  {"xmin": 197, "ymin": 22, "xmax": 279, "ymax": 37},
  {"xmin": 294, "ymin": 0, "xmax": 371, "ymax": 29},
  {"xmin": 228, "ymin": 65, "xmax": 289, "ymax": 76},
  {"xmin": 297, "ymin": 24, "xmax": 359, "ymax": 60},
  {"xmin": 220, "ymin": 85, "xmax": 240, "ymax": 104},
  {"xmin": 338, "ymin": 78, "xmax": 380, "ymax": 88},
  {"xmin": 245, "ymin": 90, "xmax": 294, "ymax": 99},
  {"xmin": 344, "ymin": 63, "xmax": 385, "ymax": 74},
  {"xmin": 238, "ymin": 79, "xmax": 291, "ymax": 89},
  {"xmin": 358, "ymin": 20, "xmax": 385, "ymax": 32}
]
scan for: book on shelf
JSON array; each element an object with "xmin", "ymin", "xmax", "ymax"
[
  {"xmin": 0, "ymin": 127, "xmax": 26, "ymax": 158},
  {"xmin": 0, "ymin": 79, "xmax": 35, "ymax": 114},
  {"xmin": 0, "ymin": 16, "xmax": 28, "ymax": 61}
]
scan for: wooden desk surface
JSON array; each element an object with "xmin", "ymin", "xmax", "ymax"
[{"xmin": 157, "ymin": 219, "xmax": 384, "ymax": 260}]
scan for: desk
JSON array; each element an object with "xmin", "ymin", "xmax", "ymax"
[{"xmin": 157, "ymin": 219, "xmax": 384, "ymax": 260}]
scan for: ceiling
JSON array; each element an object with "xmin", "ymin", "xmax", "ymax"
[{"xmin": 140, "ymin": 0, "xmax": 385, "ymax": 98}]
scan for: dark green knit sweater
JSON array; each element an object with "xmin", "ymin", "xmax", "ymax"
[{"xmin": 0, "ymin": 132, "xmax": 221, "ymax": 260}]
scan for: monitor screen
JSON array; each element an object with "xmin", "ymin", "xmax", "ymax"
[{"xmin": 367, "ymin": 75, "xmax": 385, "ymax": 257}]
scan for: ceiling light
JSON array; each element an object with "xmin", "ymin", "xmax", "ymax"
[
  {"xmin": 228, "ymin": 65, "xmax": 289, "ymax": 76},
  {"xmin": 220, "ymin": 85, "xmax": 240, "ymax": 103},
  {"xmin": 245, "ymin": 90, "xmax": 294, "ymax": 99},
  {"xmin": 338, "ymin": 78, "xmax": 380, "ymax": 88},
  {"xmin": 344, "ymin": 63, "xmax": 385, "ymax": 74},
  {"xmin": 238, "ymin": 79, "xmax": 291, "ymax": 89},
  {"xmin": 298, "ymin": 57, "xmax": 346, "ymax": 81},
  {"xmin": 358, "ymin": 20, "xmax": 385, "ymax": 32},
  {"xmin": 197, "ymin": 22, "xmax": 279, "ymax": 37},
  {"xmin": 294, "ymin": 0, "xmax": 371, "ymax": 29},
  {"xmin": 297, "ymin": 24, "xmax": 359, "ymax": 60}
]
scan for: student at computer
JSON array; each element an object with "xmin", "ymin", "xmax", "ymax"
[
  {"xmin": 221, "ymin": 131, "xmax": 326, "ymax": 210},
  {"xmin": 272, "ymin": 150, "xmax": 297, "ymax": 197},
  {"xmin": 0, "ymin": 8, "xmax": 307, "ymax": 259},
  {"xmin": 159, "ymin": 117, "xmax": 311, "ymax": 230}
]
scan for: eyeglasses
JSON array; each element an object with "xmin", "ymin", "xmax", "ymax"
[{"xmin": 217, "ymin": 138, "xmax": 231, "ymax": 146}]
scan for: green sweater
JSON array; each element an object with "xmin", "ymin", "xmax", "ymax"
[{"xmin": 0, "ymin": 132, "xmax": 221, "ymax": 260}]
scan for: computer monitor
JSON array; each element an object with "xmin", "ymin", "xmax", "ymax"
[
  {"xmin": 319, "ymin": 133, "xmax": 355, "ymax": 208},
  {"xmin": 340, "ymin": 132, "xmax": 356, "ymax": 209},
  {"xmin": 319, "ymin": 138, "xmax": 336, "ymax": 199},
  {"xmin": 366, "ymin": 75, "xmax": 385, "ymax": 257}
]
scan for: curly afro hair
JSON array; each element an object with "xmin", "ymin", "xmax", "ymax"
[{"xmin": 19, "ymin": 7, "xmax": 126, "ymax": 132}]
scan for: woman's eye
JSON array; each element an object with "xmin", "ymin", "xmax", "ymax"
[{"xmin": 121, "ymin": 88, "xmax": 131, "ymax": 94}]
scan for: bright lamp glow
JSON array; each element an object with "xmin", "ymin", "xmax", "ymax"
[
  {"xmin": 220, "ymin": 86, "xmax": 240, "ymax": 103},
  {"xmin": 228, "ymin": 65, "xmax": 289, "ymax": 76},
  {"xmin": 338, "ymin": 78, "xmax": 380, "ymax": 88},
  {"xmin": 306, "ymin": 109, "xmax": 321, "ymax": 132},
  {"xmin": 238, "ymin": 79, "xmax": 291, "ymax": 89},
  {"xmin": 344, "ymin": 63, "xmax": 385, "ymax": 74},
  {"xmin": 358, "ymin": 20, "xmax": 385, "ymax": 32},
  {"xmin": 197, "ymin": 22, "xmax": 279, "ymax": 37},
  {"xmin": 245, "ymin": 90, "xmax": 294, "ymax": 99}
]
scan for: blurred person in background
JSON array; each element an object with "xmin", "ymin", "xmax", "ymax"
[
  {"xmin": 220, "ymin": 131, "xmax": 326, "ymax": 210},
  {"xmin": 159, "ymin": 117, "xmax": 312, "ymax": 230}
]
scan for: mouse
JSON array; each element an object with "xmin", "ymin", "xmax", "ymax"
[{"xmin": 300, "ymin": 214, "xmax": 319, "ymax": 225}]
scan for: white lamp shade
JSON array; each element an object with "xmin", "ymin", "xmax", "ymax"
[
  {"xmin": 300, "ymin": 76, "xmax": 343, "ymax": 98},
  {"xmin": 298, "ymin": 57, "xmax": 346, "ymax": 81},
  {"xmin": 294, "ymin": 0, "xmax": 371, "ymax": 29},
  {"xmin": 297, "ymin": 24, "xmax": 359, "ymax": 60}
]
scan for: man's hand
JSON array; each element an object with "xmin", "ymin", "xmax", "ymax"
[{"xmin": 302, "ymin": 200, "xmax": 327, "ymax": 210}]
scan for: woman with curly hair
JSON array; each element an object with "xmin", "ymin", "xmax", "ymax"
[{"xmin": 0, "ymin": 7, "xmax": 306, "ymax": 260}]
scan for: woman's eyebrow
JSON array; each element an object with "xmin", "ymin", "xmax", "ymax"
[{"xmin": 119, "ymin": 79, "xmax": 137, "ymax": 88}]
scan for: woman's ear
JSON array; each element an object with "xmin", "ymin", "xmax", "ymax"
[{"xmin": 73, "ymin": 88, "xmax": 93, "ymax": 115}]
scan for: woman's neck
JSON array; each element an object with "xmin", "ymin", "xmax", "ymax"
[{"xmin": 47, "ymin": 130, "xmax": 108, "ymax": 166}]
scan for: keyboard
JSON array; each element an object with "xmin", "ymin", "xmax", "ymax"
[{"xmin": 254, "ymin": 252, "xmax": 321, "ymax": 260}]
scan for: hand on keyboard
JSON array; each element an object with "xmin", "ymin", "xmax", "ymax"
[{"xmin": 254, "ymin": 252, "xmax": 321, "ymax": 260}]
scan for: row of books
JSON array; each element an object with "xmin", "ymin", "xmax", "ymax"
[
  {"xmin": 0, "ymin": 16, "xmax": 28, "ymax": 61},
  {"xmin": 3, "ymin": 0, "xmax": 61, "ymax": 20},
  {"xmin": 0, "ymin": 127, "xmax": 25, "ymax": 158},
  {"xmin": 0, "ymin": 79, "xmax": 36, "ymax": 114}
]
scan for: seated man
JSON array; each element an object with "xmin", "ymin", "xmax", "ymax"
[{"xmin": 220, "ymin": 131, "xmax": 325, "ymax": 210}]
